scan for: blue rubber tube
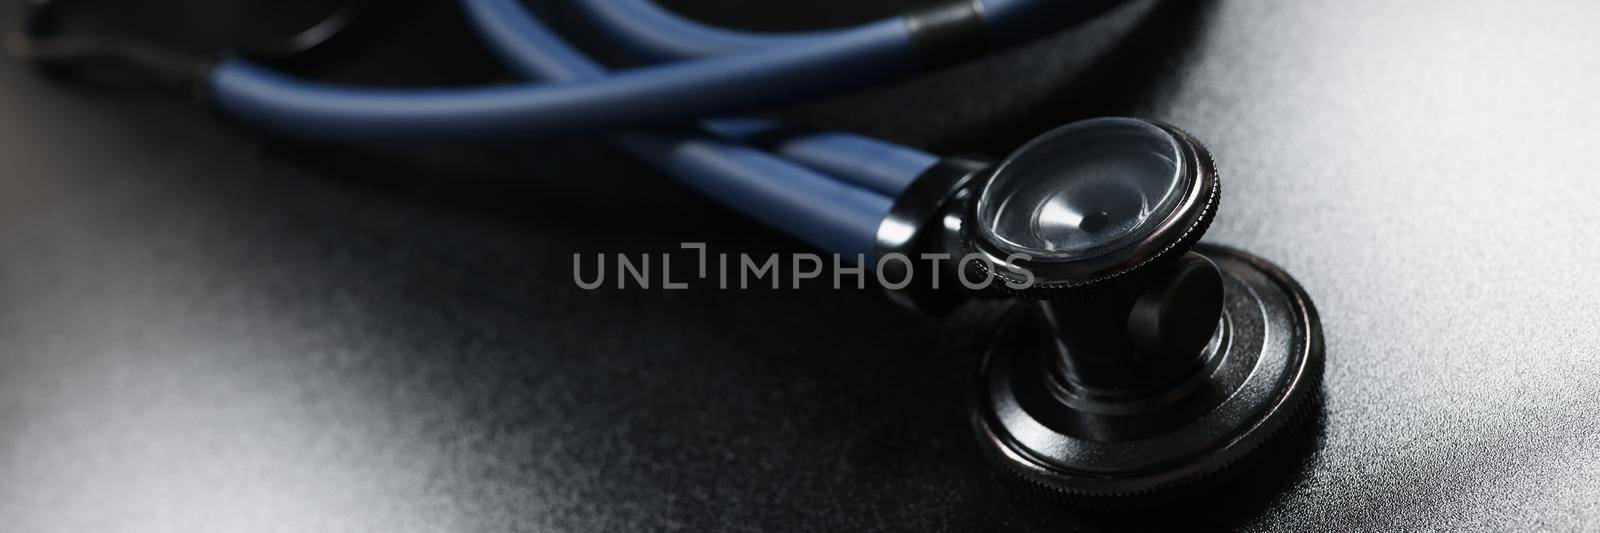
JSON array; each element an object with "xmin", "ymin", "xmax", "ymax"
[
  {"xmin": 567, "ymin": 0, "xmax": 1130, "ymax": 60},
  {"xmin": 207, "ymin": 12, "xmax": 917, "ymax": 139},
  {"xmin": 209, "ymin": 0, "xmax": 1124, "ymax": 141},
  {"xmin": 557, "ymin": 0, "xmax": 941, "ymax": 194},
  {"xmin": 698, "ymin": 118, "xmax": 937, "ymax": 197},
  {"xmin": 566, "ymin": 0, "xmax": 836, "ymax": 60},
  {"xmin": 459, "ymin": 0, "xmax": 935, "ymax": 195},
  {"xmin": 460, "ymin": 0, "xmax": 890, "ymax": 259},
  {"xmin": 559, "ymin": 0, "xmax": 1131, "ymax": 194},
  {"xmin": 610, "ymin": 132, "xmax": 892, "ymax": 260}
]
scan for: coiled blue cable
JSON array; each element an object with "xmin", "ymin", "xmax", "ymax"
[
  {"xmin": 567, "ymin": 0, "xmax": 1129, "ymax": 60},
  {"xmin": 566, "ymin": 0, "xmax": 836, "ymax": 60},
  {"xmin": 208, "ymin": 13, "xmax": 916, "ymax": 139},
  {"xmin": 201, "ymin": 0, "xmax": 1128, "ymax": 256},
  {"xmin": 458, "ymin": 0, "xmax": 935, "ymax": 197},
  {"xmin": 553, "ymin": 0, "xmax": 947, "ymax": 195},
  {"xmin": 460, "ymin": 0, "xmax": 890, "ymax": 260},
  {"xmin": 208, "ymin": 0, "xmax": 1120, "ymax": 141},
  {"xmin": 556, "ymin": 0, "xmax": 1125, "ymax": 196}
]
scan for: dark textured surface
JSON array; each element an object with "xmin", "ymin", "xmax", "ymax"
[{"xmin": 2, "ymin": 1, "xmax": 1599, "ymax": 531}]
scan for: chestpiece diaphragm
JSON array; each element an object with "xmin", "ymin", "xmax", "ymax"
[{"xmin": 967, "ymin": 117, "xmax": 1217, "ymax": 297}]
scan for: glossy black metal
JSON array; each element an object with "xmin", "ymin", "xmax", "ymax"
[
  {"xmin": 964, "ymin": 119, "xmax": 1218, "ymax": 300},
  {"xmin": 972, "ymin": 244, "xmax": 1323, "ymax": 504},
  {"xmin": 1125, "ymin": 252, "xmax": 1224, "ymax": 359},
  {"xmin": 960, "ymin": 120, "xmax": 1321, "ymax": 504},
  {"xmin": 1034, "ymin": 251, "xmax": 1223, "ymax": 394},
  {"xmin": 902, "ymin": 0, "xmax": 988, "ymax": 68},
  {"xmin": 874, "ymin": 156, "xmax": 992, "ymax": 315}
]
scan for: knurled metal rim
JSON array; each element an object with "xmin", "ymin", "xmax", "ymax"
[
  {"xmin": 978, "ymin": 366, "xmax": 1321, "ymax": 507},
  {"xmin": 969, "ymin": 245, "xmax": 1325, "ymax": 506},
  {"xmin": 964, "ymin": 122, "xmax": 1220, "ymax": 301}
]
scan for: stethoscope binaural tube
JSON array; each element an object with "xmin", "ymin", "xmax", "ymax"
[
  {"xmin": 205, "ymin": 24, "xmax": 913, "ymax": 140},
  {"xmin": 463, "ymin": 0, "xmax": 941, "ymax": 198},
  {"xmin": 10, "ymin": 0, "xmax": 1133, "ymax": 262},
  {"xmin": 206, "ymin": 0, "xmax": 1129, "ymax": 139},
  {"xmin": 566, "ymin": 0, "xmax": 1132, "ymax": 62},
  {"xmin": 459, "ymin": 0, "xmax": 894, "ymax": 260}
]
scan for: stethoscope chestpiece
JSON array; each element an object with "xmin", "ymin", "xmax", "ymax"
[
  {"xmin": 962, "ymin": 117, "xmax": 1324, "ymax": 506},
  {"xmin": 964, "ymin": 117, "xmax": 1218, "ymax": 299}
]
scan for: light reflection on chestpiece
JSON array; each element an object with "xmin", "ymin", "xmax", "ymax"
[
  {"xmin": 976, "ymin": 117, "xmax": 1188, "ymax": 261},
  {"xmin": 959, "ymin": 117, "xmax": 1324, "ymax": 505}
]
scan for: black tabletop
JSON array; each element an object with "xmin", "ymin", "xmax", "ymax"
[{"xmin": 2, "ymin": 1, "xmax": 1598, "ymax": 531}]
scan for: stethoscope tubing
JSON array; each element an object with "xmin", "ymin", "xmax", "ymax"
[
  {"xmin": 462, "ymin": 0, "xmax": 894, "ymax": 260},
  {"xmin": 464, "ymin": 0, "xmax": 934, "ymax": 196},
  {"xmin": 208, "ymin": 16, "xmax": 917, "ymax": 139},
  {"xmin": 566, "ymin": 0, "xmax": 843, "ymax": 61},
  {"xmin": 567, "ymin": 0, "xmax": 1119, "ymax": 61},
  {"xmin": 194, "ymin": 0, "xmax": 1126, "ymax": 260}
]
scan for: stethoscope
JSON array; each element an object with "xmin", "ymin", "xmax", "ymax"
[{"xmin": 11, "ymin": 0, "xmax": 1324, "ymax": 505}]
